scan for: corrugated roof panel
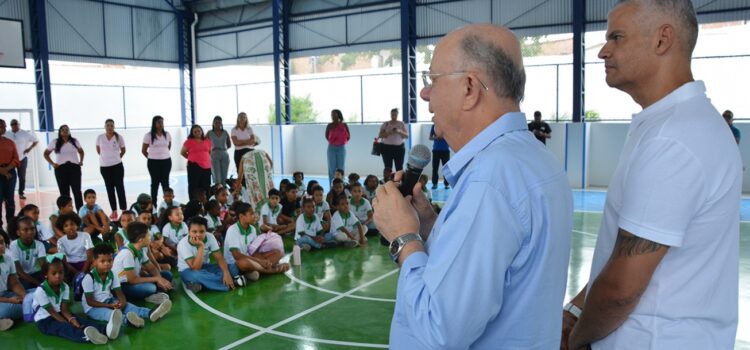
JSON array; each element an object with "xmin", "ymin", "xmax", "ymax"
[
  {"xmin": 292, "ymin": 0, "xmax": 348, "ymax": 15},
  {"xmin": 418, "ymin": 0, "xmax": 492, "ymax": 39},
  {"xmin": 347, "ymin": 8, "xmax": 400, "ymax": 44},
  {"xmin": 46, "ymin": 0, "xmax": 105, "ymax": 56},
  {"xmin": 0, "ymin": 0, "xmax": 32, "ymax": 51},
  {"xmin": 132, "ymin": 8, "xmax": 179, "ymax": 62},
  {"xmin": 237, "ymin": 27, "xmax": 273, "ymax": 57},
  {"xmin": 197, "ymin": 32, "xmax": 237, "ymax": 61},
  {"xmin": 290, "ymin": 16, "xmax": 347, "ymax": 50},
  {"xmin": 104, "ymin": 0, "xmax": 178, "ymax": 12},
  {"xmin": 104, "ymin": 4, "xmax": 135, "ymax": 58},
  {"xmin": 492, "ymin": 0, "xmax": 572, "ymax": 28}
]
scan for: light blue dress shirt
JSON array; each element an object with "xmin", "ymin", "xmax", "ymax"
[{"xmin": 390, "ymin": 112, "xmax": 573, "ymax": 349}]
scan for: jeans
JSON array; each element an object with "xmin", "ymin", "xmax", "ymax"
[
  {"xmin": 120, "ymin": 271, "xmax": 173, "ymax": 301},
  {"xmin": 187, "ymin": 162, "xmax": 212, "ymax": 201},
  {"xmin": 147, "ymin": 158, "xmax": 171, "ymax": 205},
  {"xmin": 17, "ymin": 157, "xmax": 27, "ymax": 197},
  {"xmin": 327, "ymin": 145, "xmax": 346, "ymax": 184},
  {"xmin": 36, "ymin": 316, "xmax": 107, "ymax": 343},
  {"xmin": 211, "ymin": 150, "xmax": 229, "ymax": 186},
  {"xmin": 180, "ymin": 263, "xmax": 239, "ymax": 292},
  {"xmin": 431, "ymin": 150, "xmax": 450, "ymax": 186},
  {"xmin": 54, "ymin": 162, "xmax": 83, "ymax": 210},
  {"xmin": 0, "ymin": 167, "xmax": 16, "ymax": 228},
  {"xmin": 86, "ymin": 298, "xmax": 150, "ymax": 327},
  {"xmin": 0, "ymin": 291, "xmax": 22, "ymax": 319},
  {"xmin": 100, "ymin": 163, "xmax": 127, "ymax": 211},
  {"xmin": 381, "ymin": 143, "xmax": 405, "ymax": 172},
  {"xmin": 296, "ymin": 235, "xmax": 321, "ymax": 249}
]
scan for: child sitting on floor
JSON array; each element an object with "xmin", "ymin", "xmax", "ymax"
[
  {"xmin": 349, "ymin": 183, "xmax": 378, "ymax": 236},
  {"xmin": 178, "ymin": 217, "xmax": 245, "ymax": 293},
  {"xmin": 139, "ymin": 210, "xmax": 174, "ymax": 271},
  {"xmin": 293, "ymin": 171, "xmax": 306, "ymax": 199},
  {"xmin": 295, "ymin": 198, "xmax": 326, "ymax": 251},
  {"xmin": 55, "ymin": 213, "xmax": 93, "ymax": 284},
  {"xmin": 157, "ymin": 188, "xmax": 181, "ymax": 218},
  {"xmin": 160, "ymin": 206, "xmax": 188, "ymax": 253},
  {"xmin": 112, "ymin": 222, "xmax": 172, "ymax": 304},
  {"xmin": 259, "ymin": 189, "xmax": 290, "ymax": 234},
  {"xmin": 363, "ymin": 175, "xmax": 379, "ymax": 202},
  {"xmin": 327, "ymin": 195, "xmax": 366, "ymax": 248},
  {"xmin": 9, "ymin": 216, "xmax": 46, "ymax": 289},
  {"xmin": 49, "ymin": 196, "xmax": 75, "ymax": 252},
  {"xmin": 224, "ymin": 202, "xmax": 288, "ymax": 281},
  {"xmin": 204, "ymin": 200, "xmax": 223, "ymax": 242},
  {"xmin": 79, "ymin": 189, "xmax": 111, "ymax": 241},
  {"xmin": 326, "ymin": 178, "xmax": 347, "ymax": 214},
  {"xmin": 0, "ymin": 234, "xmax": 27, "ymax": 331}
]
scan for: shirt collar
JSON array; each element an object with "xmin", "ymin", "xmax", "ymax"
[
  {"xmin": 42, "ymin": 280, "xmax": 66, "ymax": 304},
  {"xmin": 127, "ymin": 243, "xmax": 142, "ymax": 259},
  {"xmin": 303, "ymin": 213, "xmax": 316, "ymax": 223},
  {"xmin": 90, "ymin": 268, "xmax": 114, "ymax": 291},
  {"xmin": 443, "ymin": 112, "xmax": 528, "ymax": 184},
  {"xmin": 631, "ymin": 81, "xmax": 706, "ymax": 127}
]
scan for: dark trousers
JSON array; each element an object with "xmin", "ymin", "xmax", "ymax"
[
  {"xmin": 147, "ymin": 158, "xmax": 171, "ymax": 205},
  {"xmin": 381, "ymin": 143, "xmax": 405, "ymax": 172},
  {"xmin": 36, "ymin": 316, "xmax": 107, "ymax": 343},
  {"xmin": 0, "ymin": 168, "xmax": 16, "ymax": 228},
  {"xmin": 234, "ymin": 148, "xmax": 252, "ymax": 173},
  {"xmin": 432, "ymin": 150, "xmax": 450, "ymax": 186},
  {"xmin": 54, "ymin": 162, "xmax": 82, "ymax": 210},
  {"xmin": 100, "ymin": 163, "xmax": 127, "ymax": 211},
  {"xmin": 17, "ymin": 157, "xmax": 27, "ymax": 196},
  {"xmin": 187, "ymin": 162, "xmax": 211, "ymax": 201}
]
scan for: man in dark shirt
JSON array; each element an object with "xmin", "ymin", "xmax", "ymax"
[
  {"xmin": 528, "ymin": 110, "xmax": 551, "ymax": 144},
  {"xmin": 280, "ymin": 183, "xmax": 301, "ymax": 222},
  {"xmin": 723, "ymin": 110, "xmax": 740, "ymax": 144}
]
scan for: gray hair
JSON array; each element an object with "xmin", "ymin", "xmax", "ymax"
[
  {"xmin": 459, "ymin": 34, "xmax": 526, "ymax": 103},
  {"xmin": 617, "ymin": 0, "xmax": 698, "ymax": 56}
]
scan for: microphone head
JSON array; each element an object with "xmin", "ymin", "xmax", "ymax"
[{"xmin": 408, "ymin": 144, "xmax": 432, "ymax": 169}]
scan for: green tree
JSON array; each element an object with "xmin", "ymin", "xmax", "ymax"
[
  {"xmin": 584, "ymin": 110, "xmax": 600, "ymax": 121},
  {"xmin": 267, "ymin": 94, "xmax": 320, "ymax": 124},
  {"xmin": 520, "ymin": 36, "xmax": 543, "ymax": 57},
  {"xmin": 417, "ymin": 45, "xmax": 433, "ymax": 65}
]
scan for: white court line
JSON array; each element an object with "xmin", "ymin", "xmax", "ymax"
[{"xmin": 573, "ymin": 229, "xmax": 597, "ymax": 238}]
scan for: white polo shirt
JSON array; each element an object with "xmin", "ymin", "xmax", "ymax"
[
  {"xmin": 260, "ymin": 203, "xmax": 282, "ymax": 226},
  {"xmin": 95, "ymin": 133, "xmax": 125, "ymax": 167},
  {"xmin": 295, "ymin": 213, "xmax": 323, "ymax": 241},
  {"xmin": 81, "ymin": 269, "xmax": 121, "ymax": 312},
  {"xmin": 223, "ymin": 223, "xmax": 257, "ymax": 265},
  {"xmin": 177, "ymin": 234, "xmax": 220, "ymax": 271},
  {"xmin": 32, "ymin": 281, "xmax": 71, "ymax": 321},
  {"xmin": 112, "ymin": 244, "xmax": 150, "ymax": 284},
  {"xmin": 313, "ymin": 201, "xmax": 330, "ymax": 220},
  {"xmin": 6, "ymin": 129, "xmax": 37, "ymax": 160},
  {"xmin": 163, "ymin": 222, "xmax": 188, "ymax": 246},
  {"xmin": 588, "ymin": 82, "xmax": 741, "ymax": 350},
  {"xmin": 9, "ymin": 239, "xmax": 46, "ymax": 273},
  {"xmin": 349, "ymin": 197, "xmax": 372, "ymax": 224},
  {"xmin": 57, "ymin": 232, "xmax": 93, "ymax": 263},
  {"xmin": 0, "ymin": 254, "xmax": 17, "ymax": 294},
  {"xmin": 330, "ymin": 211, "xmax": 360, "ymax": 235}
]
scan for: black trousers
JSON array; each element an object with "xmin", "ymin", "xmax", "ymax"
[
  {"xmin": 187, "ymin": 162, "xmax": 211, "ymax": 201},
  {"xmin": 234, "ymin": 148, "xmax": 252, "ymax": 173},
  {"xmin": 17, "ymin": 157, "xmax": 27, "ymax": 196},
  {"xmin": 54, "ymin": 162, "xmax": 83, "ymax": 210},
  {"xmin": 381, "ymin": 143, "xmax": 405, "ymax": 172},
  {"xmin": 147, "ymin": 158, "xmax": 171, "ymax": 204},
  {"xmin": 100, "ymin": 162, "xmax": 127, "ymax": 211},
  {"xmin": 432, "ymin": 150, "xmax": 450, "ymax": 186}
]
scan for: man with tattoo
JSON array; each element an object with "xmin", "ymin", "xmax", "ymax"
[{"xmin": 563, "ymin": 1, "xmax": 741, "ymax": 349}]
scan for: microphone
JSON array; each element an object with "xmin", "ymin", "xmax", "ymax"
[{"xmin": 399, "ymin": 144, "xmax": 432, "ymax": 197}]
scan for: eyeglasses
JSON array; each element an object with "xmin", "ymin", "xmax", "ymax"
[{"xmin": 421, "ymin": 71, "xmax": 489, "ymax": 91}]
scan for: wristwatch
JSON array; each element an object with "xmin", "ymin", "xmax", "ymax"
[
  {"xmin": 564, "ymin": 302, "xmax": 582, "ymax": 318},
  {"xmin": 389, "ymin": 233, "xmax": 422, "ymax": 263}
]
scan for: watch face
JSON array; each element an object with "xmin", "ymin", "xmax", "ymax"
[{"xmin": 389, "ymin": 239, "xmax": 400, "ymax": 256}]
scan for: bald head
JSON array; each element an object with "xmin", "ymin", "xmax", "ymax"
[{"xmin": 615, "ymin": 0, "xmax": 698, "ymax": 58}]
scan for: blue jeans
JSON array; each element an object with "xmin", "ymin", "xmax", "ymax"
[
  {"xmin": 296, "ymin": 235, "xmax": 321, "ymax": 249},
  {"xmin": 0, "ymin": 168, "xmax": 16, "ymax": 227},
  {"xmin": 36, "ymin": 316, "xmax": 106, "ymax": 343},
  {"xmin": 0, "ymin": 291, "xmax": 22, "ymax": 319},
  {"xmin": 180, "ymin": 263, "xmax": 239, "ymax": 292},
  {"xmin": 327, "ymin": 145, "xmax": 346, "ymax": 184},
  {"xmin": 86, "ymin": 298, "xmax": 150, "ymax": 327},
  {"xmin": 120, "ymin": 271, "xmax": 173, "ymax": 301}
]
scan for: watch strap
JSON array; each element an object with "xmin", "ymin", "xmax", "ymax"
[{"xmin": 390, "ymin": 233, "xmax": 422, "ymax": 263}]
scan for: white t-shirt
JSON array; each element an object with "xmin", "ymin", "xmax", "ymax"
[
  {"xmin": 295, "ymin": 213, "xmax": 323, "ymax": 241},
  {"xmin": 142, "ymin": 132, "xmax": 172, "ymax": 160},
  {"xmin": 0, "ymin": 254, "xmax": 17, "ymax": 294},
  {"xmin": 81, "ymin": 269, "xmax": 121, "ymax": 312},
  {"xmin": 95, "ymin": 133, "xmax": 125, "ymax": 167},
  {"xmin": 32, "ymin": 282, "xmax": 71, "ymax": 321},
  {"xmin": 588, "ymin": 82, "xmax": 742, "ymax": 350},
  {"xmin": 204, "ymin": 214, "xmax": 222, "ymax": 232},
  {"xmin": 46, "ymin": 138, "xmax": 81, "ymax": 164},
  {"xmin": 6, "ymin": 129, "xmax": 37, "ymax": 160},
  {"xmin": 330, "ymin": 211, "xmax": 360, "ymax": 235},
  {"xmin": 9, "ymin": 239, "xmax": 46, "ymax": 273},
  {"xmin": 177, "ymin": 234, "xmax": 221, "ymax": 271},
  {"xmin": 57, "ymin": 232, "xmax": 93, "ymax": 263},
  {"xmin": 314, "ymin": 201, "xmax": 330, "ymax": 220},
  {"xmin": 112, "ymin": 244, "xmax": 150, "ymax": 283},
  {"xmin": 260, "ymin": 203, "xmax": 282, "ymax": 226},
  {"xmin": 231, "ymin": 126, "xmax": 254, "ymax": 150},
  {"xmin": 162, "ymin": 222, "xmax": 188, "ymax": 246},
  {"xmin": 223, "ymin": 223, "xmax": 258, "ymax": 265},
  {"xmin": 349, "ymin": 197, "xmax": 372, "ymax": 224}
]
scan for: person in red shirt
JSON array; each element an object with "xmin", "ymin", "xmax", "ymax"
[
  {"xmin": 325, "ymin": 109, "xmax": 350, "ymax": 185},
  {"xmin": 181, "ymin": 125, "xmax": 212, "ymax": 202},
  {"xmin": 0, "ymin": 119, "xmax": 20, "ymax": 229}
]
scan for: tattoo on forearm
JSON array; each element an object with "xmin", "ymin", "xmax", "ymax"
[{"xmin": 613, "ymin": 234, "xmax": 665, "ymax": 257}]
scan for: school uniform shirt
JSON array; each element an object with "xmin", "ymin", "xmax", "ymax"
[
  {"xmin": 35, "ymin": 221, "xmax": 54, "ymax": 241},
  {"xmin": 116, "ymin": 228, "xmax": 129, "ymax": 247},
  {"xmin": 0, "ymin": 254, "xmax": 17, "ymax": 294},
  {"xmin": 223, "ymin": 223, "xmax": 258, "ymax": 265},
  {"xmin": 260, "ymin": 203, "xmax": 282, "ymax": 226},
  {"xmin": 142, "ymin": 132, "xmax": 172, "ymax": 160},
  {"xmin": 45, "ymin": 138, "xmax": 82, "ymax": 164},
  {"xmin": 330, "ymin": 211, "xmax": 360, "ymax": 235},
  {"xmin": 95, "ymin": 133, "xmax": 125, "ymax": 167},
  {"xmin": 112, "ymin": 244, "xmax": 150, "ymax": 284},
  {"xmin": 177, "ymin": 234, "xmax": 221, "ymax": 272},
  {"xmin": 57, "ymin": 232, "xmax": 93, "ymax": 263},
  {"xmin": 364, "ymin": 188, "xmax": 377, "ymax": 202},
  {"xmin": 295, "ymin": 214, "xmax": 323, "ymax": 241},
  {"xmin": 32, "ymin": 281, "xmax": 71, "ymax": 321},
  {"xmin": 81, "ymin": 268, "xmax": 121, "ymax": 313},
  {"xmin": 163, "ymin": 222, "xmax": 188, "ymax": 246},
  {"xmin": 349, "ymin": 197, "xmax": 372, "ymax": 224},
  {"xmin": 204, "ymin": 214, "xmax": 222, "ymax": 232},
  {"xmin": 150, "ymin": 225, "xmax": 161, "ymax": 239},
  {"xmin": 9, "ymin": 239, "xmax": 46, "ymax": 273},
  {"xmin": 314, "ymin": 201, "xmax": 330, "ymax": 221}
]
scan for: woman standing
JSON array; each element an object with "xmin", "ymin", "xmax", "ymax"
[
  {"xmin": 181, "ymin": 125, "xmax": 212, "ymax": 201},
  {"xmin": 325, "ymin": 109, "xmax": 349, "ymax": 183},
  {"xmin": 141, "ymin": 115, "xmax": 172, "ymax": 205},
  {"xmin": 378, "ymin": 108, "xmax": 408, "ymax": 172},
  {"xmin": 208, "ymin": 116, "xmax": 231, "ymax": 186},
  {"xmin": 96, "ymin": 119, "xmax": 127, "ymax": 220},
  {"xmin": 43, "ymin": 125, "xmax": 84, "ymax": 210},
  {"xmin": 231, "ymin": 112, "xmax": 256, "ymax": 173}
]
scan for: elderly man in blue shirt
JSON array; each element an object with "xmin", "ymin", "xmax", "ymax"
[{"xmin": 372, "ymin": 24, "xmax": 573, "ymax": 349}]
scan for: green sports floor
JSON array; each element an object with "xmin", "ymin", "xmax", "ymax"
[{"xmin": 2, "ymin": 211, "xmax": 750, "ymax": 349}]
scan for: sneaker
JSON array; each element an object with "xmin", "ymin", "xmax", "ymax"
[
  {"xmin": 184, "ymin": 282, "xmax": 202, "ymax": 293},
  {"xmin": 149, "ymin": 299, "xmax": 172, "ymax": 322},
  {"xmin": 300, "ymin": 244, "xmax": 312, "ymax": 252},
  {"xmin": 126, "ymin": 312, "xmax": 145, "ymax": 328},
  {"xmin": 431, "ymin": 185, "xmax": 437, "ymax": 190},
  {"xmin": 84, "ymin": 326, "xmax": 108, "ymax": 345},
  {"xmin": 233, "ymin": 275, "xmax": 247, "ymax": 287},
  {"xmin": 445, "ymin": 185, "xmax": 450, "ymax": 189},
  {"xmin": 106, "ymin": 308, "xmax": 122, "ymax": 339},
  {"xmin": 0, "ymin": 318, "xmax": 13, "ymax": 331},
  {"xmin": 344, "ymin": 241, "xmax": 359, "ymax": 248},
  {"xmin": 18, "ymin": 195, "xmax": 26, "ymax": 200},
  {"xmin": 243, "ymin": 271, "xmax": 260, "ymax": 282},
  {"xmin": 144, "ymin": 292, "xmax": 169, "ymax": 304}
]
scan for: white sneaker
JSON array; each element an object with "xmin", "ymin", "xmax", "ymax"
[
  {"xmin": 106, "ymin": 308, "xmax": 122, "ymax": 339},
  {"xmin": 144, "ymin": 292, "xmax": 169, "ymax": 304},
  {"xmin": 243, "ymin": 271, "xmax": 260, "ymax": 282},
  {"xmin": 126, "ymin": 311, "xmax": 145, "ymax": 328},
  {"xmin": 301, "ymin": 244, "xmax": 312, "ymax": 252},
  {"xmin": 344, "ymin": 241, "xmax": 358, "ymax": 248},
  {"xmin": 84, "ymin": 326, "xmax": 108, "ymax": 344},
  {"xmin": 149, "ymin": 299, "xmax": 172, "ymax": 322},
  {"xmin": 0, "ymin": 318, "xmax": 13, "ymax": 331}
]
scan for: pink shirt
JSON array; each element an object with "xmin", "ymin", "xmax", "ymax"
[
  {"xmin": 46, "ymin": 139, "xmax": 82, "ymax": 164},
  {"xmin": 380, "ymin": 121, "xmax": 408, "ymax": 145},
  {"xmin": 183, "ymin": 138, "xmax": 212, "ymax": 169},
  {"xmin": 231, "ymin": 126, "xmax": 254, "ymax": 150},
  {"xmin": 327, "ymin": 123, "xmax": 350, "ymax": 146},
  {"xmin": 142, "ymin": 132, "xmax": 172, "ymax": 160},
  {"xmin": 96, "ymin": 133, "xmax": 125, "ymax": 167}
]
